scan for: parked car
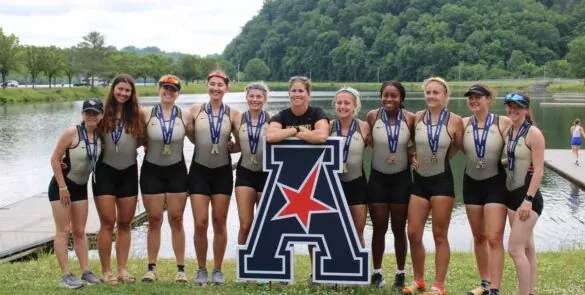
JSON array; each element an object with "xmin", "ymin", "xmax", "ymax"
[
  {"xmin": 1, "ymin": 80, "xmax": 19, "ymax": 88},
  {"xmin": 73, "ymin": 82, "xmax": 90, "ymax": 87}
]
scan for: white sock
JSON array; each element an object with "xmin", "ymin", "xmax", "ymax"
[
  {"xmin": 373, "ymin": 268, "xmax": 382, "ymax": 274},
  {"xmin": 396, "ymin": 269, "xmax": 405, "ymax": 275}
]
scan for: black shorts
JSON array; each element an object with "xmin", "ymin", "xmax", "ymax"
[
  {"xmin": 92, "ymin": 162, "xmax": 138, "ymax": 198},
  {"xmin": 411, "ymin": 167, "xmax": 455, "ymax": 200},
  {"xmin": 463, "ymin": 167, "xmax": 506, "ymax": 205},
  {"xmin": 140, "ymin": 159, "xmax": 188, "ymax": 195},
  {"xmin": 341, "ymin": 175, "xmax": 368, "ymax": 206},
  {"xmin": 505, "ymin": 186, "xmax": 544, "ymax": 216},
  {"xmin": 235, "ymin": 164, "xmax": 268, "ymax": 193},
  {"xmin": 367, "ymin": 168, "xmax": 411, "ymax": 204},
  {"xmin": 48, "ymin": 176, "xmax": 88, "ymax": 202},
  {"xmin": 188, "ymin": 161, "xmax": 233, "ymax": 196}
]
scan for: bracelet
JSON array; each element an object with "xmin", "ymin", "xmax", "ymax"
[{"xmin": 59, "ymin": 186, "xmax": 68, "ymax": 191}]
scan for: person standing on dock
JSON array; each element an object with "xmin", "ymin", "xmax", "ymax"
[
  {"xmin": 188, "ymin": 71, "xmax": 240, "ymax": 286},
  {"xmin": 48, "ymin": 98, "xmax": 104, "ymax": 288},
  {"xmin": 570, "ymin": 118, "xmax": 585, "ymax": 165},
  {"xmin": 139, "ymin": 75, "xmax": 193, "ymax": 283},
  {"xmin": 92, "ymin": 73, "xmax": 144, "ymax": 285},
  {"xmin": 402, "ymin": 77, "xmax": 464, "ymax": 295},
  {"xmin": 502, "ymin": 93, "xmax": 545, "ymax": 295},
  {"xmin": 461, "ymin": 84, "xmax": 513, "ymax": 295},
  {"xmin": 365, "ymin": 81, "xmax": 414, "ymax": 290}
]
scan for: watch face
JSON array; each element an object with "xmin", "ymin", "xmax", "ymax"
[{"xmin": 526, "ymin": 195, "xmax": 534, "ymax": 201}]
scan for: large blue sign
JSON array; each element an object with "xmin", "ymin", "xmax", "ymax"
[{"xmin": 237, "ymin": 137, "xmax": 371, "ymax": 284}]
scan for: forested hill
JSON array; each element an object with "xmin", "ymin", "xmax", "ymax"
[{"xmin": 222, "ymin": 0, "xmax": 585, "ymax": 82}]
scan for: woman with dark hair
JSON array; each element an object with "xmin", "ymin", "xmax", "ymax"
[
  {"xmin": 188, "ymin": 71, "xmax": 240, "ymax": 286},
  {"xmin": 49, "ymin": 98, "xmax": 104, "ymax": 288},
  {"xmin": 139, "ymin": 74, "xmax": 192, "ymax": 283},
  {"xmin": 570, "ymin": 118, "xmax": 585, "ymax": 165},
  {"xmin": 366, "ymin": 81, "xmax": 415, "ymax": 289},
  {"xmin": 461, "ymin": 83, "xmax": 512, "ymax": 295},
  {"xmin": 93, "ymin": 73, "xmax": 144, "ymax": 284},
  {"xmin": 502, "ymin": 93, "xmax": 545, "ymax": 295}
]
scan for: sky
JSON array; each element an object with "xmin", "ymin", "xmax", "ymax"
[{"xmin": 0, "ymin": 0, "xmax": 265, "ymax": 56}]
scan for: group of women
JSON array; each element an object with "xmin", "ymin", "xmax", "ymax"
[{"xmin": 48, "ymin": 73, "xmax": 545, "ymax": 295}]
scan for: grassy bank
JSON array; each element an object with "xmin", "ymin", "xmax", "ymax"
[
  {"xmin": 1, "ymin": 251, "xmax": 583, "ymax": 294},
  {"xmin": 0, "ymin": 80, "xmax": 583, "ymax": 105}
]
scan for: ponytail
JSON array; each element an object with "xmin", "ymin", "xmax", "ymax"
[{"xmin": 526, "ymin": 109, "xmax": 535, "ymax": 125}]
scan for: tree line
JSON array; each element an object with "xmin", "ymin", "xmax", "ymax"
[
  {"xmin": 222, "ymin": 0, "xmax": 585, "ymax": 82},
  {"xmin": 0, "ymin": 29, "xmax": 274, "ymax": 89}
]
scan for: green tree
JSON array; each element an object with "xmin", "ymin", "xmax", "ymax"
[
  {"xmin": 144, "ymin": 54, "xmax": 173, "ymax": 84},
  {"xmin": 565, "ymin": 36, "xmax": 585, "ymax": 77},
  {"xmin": 62, "ymin": 47, "xmax": 79, "ymax": 87},
  {"xmin": 244, "ymin": 58, "xmax": 271, "ymax": 81},
  {"xmin": 77, "ymin": 31, "xmax": 110, "ymax": 86},
  {"xmin": 217, "ymin": 59, "xmax": 237, "ymax": 81},
  {"xmin": 24, "ymin": 46, "xmax": 43, "ymax": 88},
  {"xmin": 545, "ymin": 59, "xmax": 570, "ymax": 78},
  {"xmin": 40, "ymin": 46, "xmax": 65, "ymax": 88},
  {"xmin": 0, "ymin": 28, "xmax": 20, "ymax": 87},
  {"xmin": 178, "ymin": 55, "xmax": 199, "ymax": 84}
]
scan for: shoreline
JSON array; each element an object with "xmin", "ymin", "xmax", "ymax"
[{"xmin": 1, "ymin": 81, "xmax": 584, "ymax": 105}]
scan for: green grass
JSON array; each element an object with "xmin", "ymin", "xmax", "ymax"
[
  {"xmin": 1, "ymin": 80, "xmax": 583, "ymax": 105},
  {"xmin": 1, "ymin": 251, "xmax": 584, "ymax": 294}
]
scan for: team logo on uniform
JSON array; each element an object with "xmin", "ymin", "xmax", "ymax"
[{"xmin": 236, "ymin": 138, "xmax": 370, "ymax": 284}]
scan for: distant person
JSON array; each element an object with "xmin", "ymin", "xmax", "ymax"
[
  {"xmin": 139, "ymin": 74, "xmax": 193, "ymax": 283},
  {"xmin": 188, "ymin": 71, "xmax": 240, "ymax": 285},
  {"xmin": 93, "ymin": 73, "xmax": 145, "ymax": 284},
  {"xmin": 330, "ymin": 87, "xmax": 369, "ymax": 247},
  {"xmin": 570, "ymin": 119, "xmax": 585, "ymax": 165},
  {"xmin": 461, "ymin": 84, "xmax": 513, "ymax": 295},
  {"xmin": 48, "ymin": 98, "xmax": 103, "ymax": 288},
  {"xmin": 366, "ymin": 81, "xmax": 414, "ymax": 289},
  {"xmin": 402, "ymin": 77, "xmax": 464, "ymax": 295},
  {"xmin": 502, "ymin": 93, "xmax": 545, "ymax": 295}
]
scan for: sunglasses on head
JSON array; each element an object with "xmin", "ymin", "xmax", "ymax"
[
  {"xmin": 207, "ymin": 72, "xmax": 228, "ymax": 81},
  {"xmin": 504, "ymin": 93, "xmax": 530, "ymax": 108},
  {"xmin": 289, "ymin": 76, "xmax": 310, "ymax": 82},
  {"xmin": 159, "ymin": 75, "xmax": 179, "ymax": 85}
]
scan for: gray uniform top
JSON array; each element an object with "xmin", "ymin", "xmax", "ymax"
[
  {"xmin": 329, "ymin": 119, "xmax": 365, "ymax": 181},
  {"xmin": 414, "ymin": 110, "xmax": 452, "ymax": 177},
  {"xmin": 505, "ymin": 126, "xmax": 532, "ymax": 191},
  {"xmin": 193, "ymin": 103, "xmax": 232, "ymax": 168},
  {"xmin": 145, "ymin": 106, "xmax": 186, "ymax": 166},
  {"xmin": 462, "ymin": 115, "xmax": 504, "ymax": 180},
  {"xmin": 66, "ymin": 125, "xmax": 102, "ymax": 185},
  {"xmin": 238, "ymin": 110, "xmax": 269, "ymax": 172},
  {"xmin": 371, "ymin": 108, "xmax": 411, "ymax": 174},
  {"xmin": 101, "ymin": 125, "xmax": 140, "ymax": 170}
]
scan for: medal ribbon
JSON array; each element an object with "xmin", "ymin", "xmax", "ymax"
[
  {"xmin": 426, "ymin": 108, "xmax": 447, "ymax": 155},
  {"xmin": 207, "ymin": 103, "xmax": 226, "ymax": 144},
  {"xmin": 336, "ymin": 119, "xmax": 357, "ymax": 163},
  {"xmin": 382, "ymin": 108, "xmax": 402, "ymax": 153},
  {"xmin": 111, "ymin": 119, "xmax": 124, "ymax": 145},
  {"xmin": 472, "ymin": 113, "xmax": 494, "ymax": 160},
  {"xmin": 507, "ymin": 120, "xmax": 531, "ymax": 171},
  {"xmin": 155, "ymin": 104, "xmax": 178, "ymax": 145},
  {"xmin": 79, "ymin": 124, "xmax": 98, "ymax": 180},
  {"xmin": 247, "ymin": 111, "xmax": 265, "ymax": 155}
]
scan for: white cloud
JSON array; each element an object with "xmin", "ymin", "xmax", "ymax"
[{"xmin": 0, "ymin": 0, "xmax": 264, "ymax": 55}]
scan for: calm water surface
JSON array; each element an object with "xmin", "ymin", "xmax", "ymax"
[{"xmin": 1, "ymin": 91, "xmax": 584, "ymax": 260}]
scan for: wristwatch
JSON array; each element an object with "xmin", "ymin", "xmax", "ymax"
[{"xmin": 524, "ymin": 195, "xmax": 534, "ymax": 202}]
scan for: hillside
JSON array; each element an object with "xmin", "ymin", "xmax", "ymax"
[{"xmin": 222, "ymin": 0, "xmax": 585, "ymax": 82}]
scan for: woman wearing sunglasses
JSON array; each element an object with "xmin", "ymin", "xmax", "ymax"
[
  {"xmin": 93, "ymin": 73, "xmax": 145, "ymax": 284},
  {"xmin": 402, "ymin": 77, "xmax": 463, "ymax": 295},
  {"xmin": 188, "ymin": 71, "xmax": 240, "ymax": 286},
  {"xmin": 139, "ymin": 74, "xmax": 193, "ymax": 283},
  {"xmin": 329, "ymin": 87, "xmax": 369, "ymax": 247},
  {"xmin": 502, "ymin": 93, "xmax": 545, "ymax": 295},
  {"xmin": 461, "ymin": 84, "xmax": 512, "ymax": 295},
  {"xmin": 366, "ymin": 81, "xmax": 414, "ymax": 290}
]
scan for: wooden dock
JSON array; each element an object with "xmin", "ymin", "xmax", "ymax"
[
  {"xmin": 0, "ymin": 149, "xmax": 241, "ymax": 263},
  {"xmin": 544, "ymin": 149, "xmax": 585, "ymax": 190}
]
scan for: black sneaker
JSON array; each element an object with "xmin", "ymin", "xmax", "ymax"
[
  {"xmin": 489, "ymin": 289, "xmax": 500, "ymax": 295},
  {"xmin": 393, "ymin": 273, "xmax": 405, "ymax": 289},
  {"xmin": 370, "ymin": 273, "xmax": 384, "ymax": 288}
]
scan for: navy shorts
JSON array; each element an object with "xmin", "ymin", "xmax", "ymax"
[
  {"xmin": 463, "ymin": 165, "xmax": 506, "ymax": 205},
  {"xmin": 411, "ymin": 167, "xmax": 455, "ymax": 200},
  {"xmin": 235, "ymin": 164, "xmax": 268, "ymax": 193},
  {"xmin": 48, "ymin": 176, "xmax": 88, "ymax": 202},
  {"xmin": 367, "ymin": 168, "xmax": 411, "ymax": 204},
  {"xmin": 341, "ymin": 175, "xmax": 368, "ymax": 206},
  {"xmin": 92, "ymin": 162, "xmax": 138, "ymax": 198},
  {"xmin": 140, "ymin": 159, "xmax": 188, "ymax": 195},
  {"xmin": 188, "ymin": 161, "xmax": 233, "ymax": 196}
]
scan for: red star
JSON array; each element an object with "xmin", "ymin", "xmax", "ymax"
[{"xmin": 272, "ymin": 158, "xmax": 336, "ymax": 232}]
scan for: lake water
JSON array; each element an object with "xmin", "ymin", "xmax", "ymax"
[{"xmin": 1, "ymin": 91, "xmax": 584, "ymax": 260}]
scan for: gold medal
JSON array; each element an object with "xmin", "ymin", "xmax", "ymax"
[
  {"xmin": 211, "ymin": 143, "xmax": 219, "ymax": 154},
  {"xmin": 343, "ymin": 163, "xmax": 348, "ymax": 173},
  {"xmin": 388, "ymin": 153, "xmax": 397, "ymax": 165},
  {"xmin": 250, "ymin": 154, "xmax": 258, "ymax": 165},
  {"xmin": 476, "ymin": 158, "xmax": 485, "ymax": 169},
  {"xmin": 431, "ymin": 153, "xmax": 438, "ymax": 164},
  {"xmin": 163, "ymin": 144, "xmax": 172, "ymax": 155}
]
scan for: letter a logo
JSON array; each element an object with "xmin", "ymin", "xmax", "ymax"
[{"xmin": 237, "ymin": 138, "xmax": 370, "ymax": 284}]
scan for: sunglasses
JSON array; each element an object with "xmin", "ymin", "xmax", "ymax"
[
  {"xmin": 159, "ymin": 75, "xmax": 180, "ymax": 85},
  {"xmin": 289, "ymin": 76, "xmax": 310, "ymax": 82},
  {"xmin": 207, "ymin": 72, "xmax": 229, "ymax": 81},
  {"xmin": 504, "ymin": 93, "xmax": 530, "ymax": 108}
]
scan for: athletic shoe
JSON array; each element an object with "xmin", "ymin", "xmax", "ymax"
[{"xmin": 59, "ymin": 273, "xmax": 84, "ymax": 289}]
